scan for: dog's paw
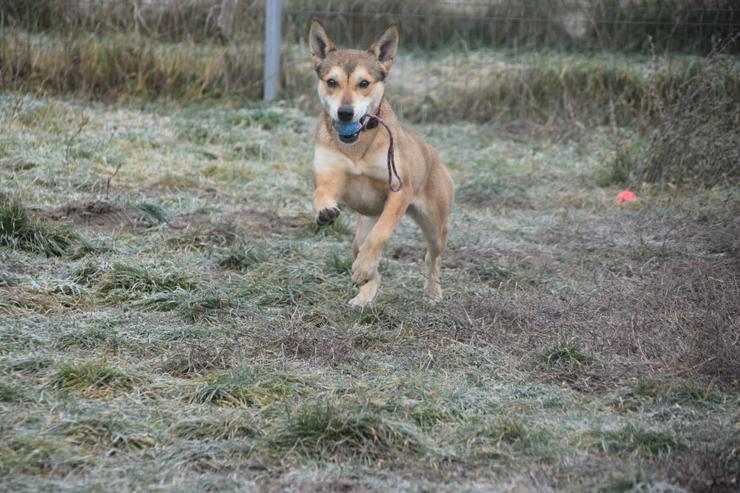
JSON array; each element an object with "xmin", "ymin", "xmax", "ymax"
[
  {"xmin": 424, "ymin": 280, "xmax": 443, "ymax": 304},
  {"xmin": 352, "ymin": 255, "xmax": 378, "ymax": 286},
  {"xmin": 424, "ymin": 286, "xmax": 443, "ymax": 304},
  {"xmin": 316, "ymin": 207, "xmax": 340, "ymax": 227},
  {"xmin": 349, "ymin": 277, "xmax": 380, "ymax": 307},
  {"xmin": 349, "ymin": 291, "xmax": 374, "ymax": 307}
]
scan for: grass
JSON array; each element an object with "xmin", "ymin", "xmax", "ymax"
[
  {"xmin": 598, "ymin": 53, "xmax": 740, "ymax": 187},
  {"xmin": 0, "ymin": 31, "xmax": 263, "ymax": 100},
  {"xmin": 0, "ymin": 435, "xmax": 88, "ymax": 476},
  {"xmin": 6, "ymin": 26, "xmax": 739, "ymax": 128},
  {"xmin": 81, "ymin": 262, "xmax": 198, "ymax": 300},
  {"xmin": 50, "ymin": 361, "xmax": 138, "ymax": 394},
  {"xmin": 542, "ymin": 343, "xmax": 597, "ymax": 368},
  {"xmin": 217, "ymin": 244, "xmax": 266, "ymax": 271},
  {"xmin": 585, "ymin": 424, "xmax": 682, "ymax": 456},
  {"xmin": 51, "ymin": 416, "xmax": 156, "ymax": 450},
  {"xmin": 0, "ymin": 89, "xmax": 738, "ymax": 491},
  {"xmin": 192, "ymin": 365, "xmax": 310, "ymax": 407},
  {"xmin": 0, "ymin": 199, "xmax": 79, "ymax": 256},
  {"xmin": 169, "ymin": 415, "xmax": 259, "ymax": 441},
  {"xmin": 0, "ymin": 382, "xmax": 26, "ymax": 402},
  {"xmin": 268, "ymin": 401, "xmax": 428, "ymax": 463}
]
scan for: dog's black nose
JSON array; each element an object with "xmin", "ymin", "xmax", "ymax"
[{"xmin": 337, "ymin": 106, "xmax": 354, "ymax": 122}]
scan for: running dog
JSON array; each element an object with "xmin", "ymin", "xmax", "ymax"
[{"xmin": 309, "ymin": 20, "xmax": 454, "ymax": 307}]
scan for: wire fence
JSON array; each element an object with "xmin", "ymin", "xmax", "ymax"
[{"xmin": 1, "ymin": 0, "xmax": 738, "ymax": 122}]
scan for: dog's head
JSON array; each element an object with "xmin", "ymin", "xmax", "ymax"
[{"xmin": 309, "ymin": 20, "xmax": 398, "ymax": 144}]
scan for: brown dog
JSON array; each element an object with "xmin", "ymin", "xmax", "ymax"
[{"xmin": 309, "ymin": 20, "xmax": 454, "ymax": 306}]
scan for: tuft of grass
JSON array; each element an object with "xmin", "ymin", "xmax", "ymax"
[
  {"xmin": 81, "ymin": 262, "xmax": 197, "ymax": 300},
  {"xmin": 51, "ymin": 417, "xmax": 156, "ymax": 451},
  {"xmin": 131, "ymin": 286, "xmax": 232, "ymax": 321},
  {"xmin": 235, "ymin": 266, "xmax": 320, "ymax": 307},
  {"xmin": 325, "ymin": 251, "xmax": 353, "ymax": 275},
  {"xmin": 405, "ymin": 399, "xmax": 465, "ymax": 430},
  {"xmin": 586, "ymin": 424, "xmax": 681, "ymax": 456},
  {"xmin": 448, "ymin": 415, "xmax": 558, "ymax": 465},
  {"xmin": 0, "ymin": 436, "xmax": 88, "ymax": 476},
  {"xmin": 152, "ymin": 174, "xmax": 199, "ymax": 190},
  {"xmin": 192, "ymin": 366, "xmax": 309, "ymax": 407},
  {"xmin": 358, "ymin": 304, "xmax": 403, "ymax": 329},
  {"xmin": 612, "ymin": 378, "xmax": 725, "ymax": 412},
  {"xmin": 167, "ymin": 222, "xmax": 243, "ymax": 250},
  {"xmin": 134, "ymin": 201, "xmax": 169, "ymax": 225},
  {"xmin": 0, "ymin": 200, "xmax": 78, "ymax": 256},
  {"xmin": 0, "ymin": 286, "xmax": 62, "ymax": 314},
  {"xmin": 161, "ymin": 342, "xmax": 234, "ymax": 377},
  {"xmin": 170, "ymin": 415, "xmax": 259, "ymax": 441},
  {"xmin": 268, "ymin": 401, "xmax": 427, "ymax": 463},
  {"xmin": 217, "ymin": 244, "xmax": 265, "ymax": 271},
  {"xmin": 228, "ymin": 107, "xmax": 291, "ymax": 131},
  {"xmin": 0, "ymin": 382, "xmax": 26, "ymax": 402},
  {"xmin": 50, "ymin": 361, "xmax": 137, "ymax": 394},
  {"xmin": 542, "ymin": 343, "xmax": 596, "ymax": 368},
  {"xmin": 477, "ymin": 261, "xmax": 533, "ymax": 288},
  {"xmin": 54, "ymin": 327, "xmax": 119, "ymax": 351}
]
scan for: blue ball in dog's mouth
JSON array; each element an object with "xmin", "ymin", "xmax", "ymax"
[{"xmin": 332, "ymin": 120, "xmax": 363, "ymax": 137}]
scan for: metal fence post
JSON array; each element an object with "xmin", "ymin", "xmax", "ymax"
[{"xmin": 263, "ymin": 0, "xmax": 283, "ymax": 102}]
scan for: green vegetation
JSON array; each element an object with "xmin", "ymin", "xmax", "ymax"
[
  {"xmin": 192, "ymin": 366, "xmax": 310, "ymax": 407},
  {"xmin": 268, "ymin": 401, "xmax": 428, "ymax": 462},
  {"xmin": 51, "ymin": 361, "xmax": 138, "ymax": 394},
  {"xmin": 0, "ymin": 35, "xmax": 738, "ymax": 490},
  {"xmin": 585, "ymin": 424, "xmax": 682, "ymax": 456},
  {"xmin": 0, "ymin": 199, "xmax": 78, "ymax": 256}
]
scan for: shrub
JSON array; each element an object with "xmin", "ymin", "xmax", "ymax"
[{"xmin": 635, "ymin": 54, "xmax": 740, "ymax": 187}]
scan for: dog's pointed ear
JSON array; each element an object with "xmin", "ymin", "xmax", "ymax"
[
  {"xmin": 309, "ymin": 19, "xmax": 335, "ymax": 70},
  {"xmin": 369, "ymin": 24, "xmax": 399, "ymax": 74}
]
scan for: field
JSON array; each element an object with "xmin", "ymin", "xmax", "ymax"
[{"xmin": 0, "ymin": 83, "xmax": 738, "ymax": 493}]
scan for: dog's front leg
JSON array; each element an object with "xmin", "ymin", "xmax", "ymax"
[
  {"xmin": 350, "ymin": 189, "xmax": 411, "ymax": 306},
  {"xmin": 313, "ymin": 171, "xmax": 346, "ymax": 226}
]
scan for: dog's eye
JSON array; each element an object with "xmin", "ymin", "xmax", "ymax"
[
  {"xmin": 359, "ymin": 80, "xmax": 370, "ymax": 89},
  {"xmin": 326, "ymin": 79, "xmax": 338, "ymax": 88}
]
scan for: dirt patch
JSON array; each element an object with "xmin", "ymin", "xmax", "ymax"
[
  {"xmin": 174, "ymin": 210, "xmax": 303, "ymax": 240},
  {"xmin": 444, "ymin": 246, "xmax": 553, "ymax": 286},
  {"xmin": 388, "ymin": 245, "xmax": 423, "ymax": 262},
  {"xmin": 160, "ymin": 342, "xmax": 236, "ymax": 377},
  {"xmin": 456, "ymin": 189, "xmax": 533, "ymax": 210},
  {"xmin": 41, "ymin": 200, "xmax": 141, "ymax": 232},
  {"xmin": 278, "ymin": 333, "xmax": 356, "ymax": 365}
]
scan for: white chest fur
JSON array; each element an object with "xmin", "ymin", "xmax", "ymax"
[{"xmin": 313, "ymin": 145, "xmax": 388, "ymax": 182}]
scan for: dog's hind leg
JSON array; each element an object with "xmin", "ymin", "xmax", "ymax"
[{"xmin": 408, "ymin": 201, "xmax": 449, "ymax": 303}]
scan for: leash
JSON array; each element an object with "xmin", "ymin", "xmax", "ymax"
[{"xmin": 360, "ymin": 101, "xmax": 403, "ymax": 192}]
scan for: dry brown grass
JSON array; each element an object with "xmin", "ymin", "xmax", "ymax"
[
  {"xmin": 1, "ymin": 32, "xmax": 263, "ymax": 100},
  {"xmin": 636, "ymin": 53, "xmax": 740, "ymax": 187},
  {"xmin": 6, "ymin": 0, "xmax": 737, "ymax": 52}
]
